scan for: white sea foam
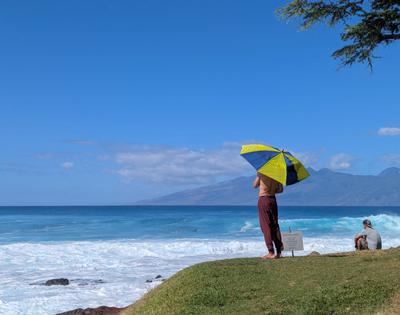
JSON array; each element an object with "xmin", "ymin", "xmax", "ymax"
[
  {"xmin": 1, "ymin": 211, "xmax": 400, "ymax": 315},
  {"xmin": 1, "ymin": 236, "xmax": 400, "ymax": 315},
  {"xmin": 280, "ymin": 213, "xmax": 400, "ymax": 235},
  {"xmin": 240, "ymin": 221, "xmax": 255, "ymax": 232}
]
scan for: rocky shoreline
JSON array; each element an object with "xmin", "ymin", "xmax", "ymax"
[{"xmin": 45, "ymin": 274, "xmax": 166, "ymax": 315}]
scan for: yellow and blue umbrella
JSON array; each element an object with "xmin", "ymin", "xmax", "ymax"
[{"xmin": 240, "ymin": 144, "xmax": 310, "ymax": 186}]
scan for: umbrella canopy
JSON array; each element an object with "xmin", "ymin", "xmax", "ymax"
[{"xmin": 240, "ymin": 144, "xmax": 310, "ymax": 186}]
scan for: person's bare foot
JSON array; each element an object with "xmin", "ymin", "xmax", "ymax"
[
  {"xmin": 274, "ymin": 253, "xmax": 282, "ymax": 259},
  {"xmin": 261, "ymin": 253, "xmax": 275, "ymax": 260}
]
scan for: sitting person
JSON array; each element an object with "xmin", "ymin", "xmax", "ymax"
[{"xmin": 354, "ymin": 219, "xmax": 382, "ymax": 250}]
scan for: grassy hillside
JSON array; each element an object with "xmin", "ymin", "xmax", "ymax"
[{"xmin": 124, "ymin": 249, "xmax": 400, "ymax": 315}]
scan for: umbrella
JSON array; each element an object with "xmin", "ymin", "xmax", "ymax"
[{"xmin": 240, "ymin": 144, "xmax": 310, "ymax": 185}]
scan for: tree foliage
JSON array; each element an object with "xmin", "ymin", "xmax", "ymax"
[{"xmin": 277, "ymin": 0, "xmax": 400, "ymax": 68}]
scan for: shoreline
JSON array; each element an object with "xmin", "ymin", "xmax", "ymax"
[{"xmin": 1, "ymin": 207, "xmax": 399, "ymax": 314}]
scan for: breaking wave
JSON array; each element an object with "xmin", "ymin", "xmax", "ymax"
[
  {"xmin": 1, "ymin": 233, "xmax": 400, "ymax": 315},
  {"xmin": 1, "ymin": 207, "xmax": 400, "ymax": 315}
]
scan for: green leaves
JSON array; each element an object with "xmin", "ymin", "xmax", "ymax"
[{"xmin": 277, "ymin": 0, "xmax": 400, "ymax": 69}]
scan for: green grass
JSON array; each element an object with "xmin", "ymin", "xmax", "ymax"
[{"xmin": 124, "ymin": 249, "xmax": 400, "ymax": 315}]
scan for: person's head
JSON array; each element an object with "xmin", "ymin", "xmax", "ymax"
[{"xmin": 362, "ymin": 219, "xmax": 372, "ymax": 229}]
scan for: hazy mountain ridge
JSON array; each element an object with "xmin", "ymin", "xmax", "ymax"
[{"xmin": 140, "ymin": 167, "xmax": 400, "ymax": 206}]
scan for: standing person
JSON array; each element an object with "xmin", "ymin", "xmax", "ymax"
[
  {"xmin": 254, "ymin": 172, "xmax": 284, "ymax": 259},
  {"xmin": 354, "ymin": 219, "xmax": 382, "ymax": 250}
]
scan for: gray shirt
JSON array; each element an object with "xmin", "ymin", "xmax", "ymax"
[{"xmin": 356, "ymin": 227, "xmax": 382, "ymax": 250}]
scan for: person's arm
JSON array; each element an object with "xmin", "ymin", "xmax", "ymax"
[
  {"xmin": 253, "ymin": 175, "xmax": 260, "ymax": 188},
  {"xmin": 354, "ymin": 231, "xmax": 366, "ymax": 246},
  {"xmin": 355, "ymin": 230, "xmax": 365, "ymax": 239},
  {"xmin": 354, "ymin": 234, "xmax": 363, "ymax": 242},
  {"xmin": 354, "ymin": 234, "xmax": 362, "ymax": 248}
]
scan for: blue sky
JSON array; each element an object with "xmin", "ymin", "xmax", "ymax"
[{"xmin": 1, "ymin": 0, "xmax": 399, "ymax": 205}]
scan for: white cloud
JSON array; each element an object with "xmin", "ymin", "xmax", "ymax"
[
  {"xmin": 113, "ymin": 143, "xmax": 251, "ymax": 185},
  {"xmin": 61, "ymin": 162, "xmax": 74, "ymax": 170},
  {"xmin": 377, "ymin": 127, "xmax": 400, "ymax": 136},
  {"xmin": 381, "ymin": 154, "xmax": 400, "ymax": 166},
  {"xmin": 289, "ymin": 151, "xmax": 318, "ymax": 169},
  {"xmin": 329, "ymin": 153, "xmax": 354, "ymax": 170}
]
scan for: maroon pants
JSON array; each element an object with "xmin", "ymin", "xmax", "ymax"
[{"xmin": 258, "ymin": 196, "xmax": 284, "ymax": 254}]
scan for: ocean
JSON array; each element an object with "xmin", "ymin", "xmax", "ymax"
[{"xmin": 1, "ymin": 205, "xmax": 400, "ymax": 315}]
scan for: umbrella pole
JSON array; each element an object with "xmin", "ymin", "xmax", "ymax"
[{"xmin": 289, "ymin": 226, "xmax": 294, "ymax": 258}]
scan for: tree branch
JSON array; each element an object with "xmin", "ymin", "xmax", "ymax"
[
  {"xmin": 381, "ymin": 34, "xmax": 400, "ymax": 41},
  {"xmin": 277, "ymin": 0, "xmax": 400, "ymax": 68}
]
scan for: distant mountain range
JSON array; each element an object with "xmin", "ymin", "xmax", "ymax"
[{"xmin": 139, "ymin": 167, "xmax": 400, "ymax": 206}]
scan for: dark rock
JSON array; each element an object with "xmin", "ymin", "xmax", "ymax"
[
  {"xmin": 45, "ymin": 278, "xmax": 69, "ymax": 286},
  {"xmin": 155, "ymin": 275, "xmax": 162, "ymax": 279},
  {"xmin": 308, "ymin": 251, "xmax": 321, "ymax": 256},
  {"xmin": 145, "ymin": 279, "xmax": 152, "ymax": 283},
  {"xmin": 57, "ymin": 306, "xmax": 126, "ymax": 315}
]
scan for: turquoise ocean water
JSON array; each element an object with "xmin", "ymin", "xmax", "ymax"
[{"xmin": 1, "ymin": 206, "xmax": 399, "ymax": 314}]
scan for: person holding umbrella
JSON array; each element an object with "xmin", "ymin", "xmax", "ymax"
[
  {"xmin": 253, "ymin": 172, "xmax": 284, "ymax": 259},
  {"xmin": 240, "ymin": 144, "xmax": 310, "ymax": 260}
]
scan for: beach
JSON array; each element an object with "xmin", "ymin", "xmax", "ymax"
[{"xmin": 1, "ymin": 206, "xmax": 400, "ymax": 315}]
